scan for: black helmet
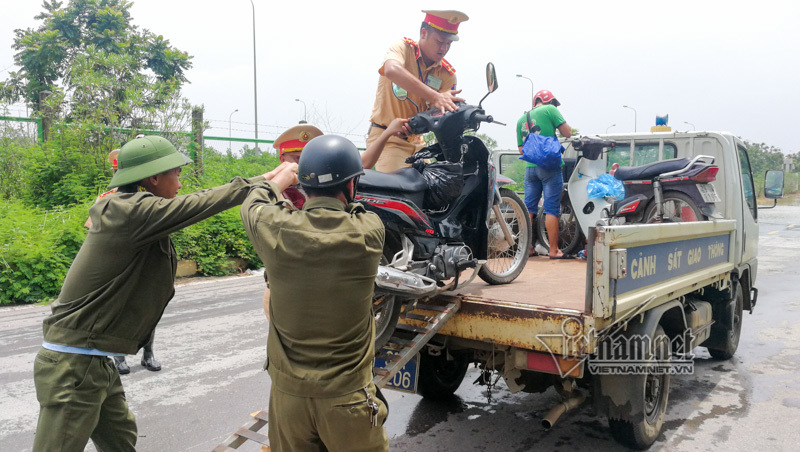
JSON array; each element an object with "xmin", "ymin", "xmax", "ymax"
[{"xmin": 298, "ymin": 135, "xmax": 364, "ymax": 188}]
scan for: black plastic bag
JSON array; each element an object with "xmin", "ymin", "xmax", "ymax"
[{"xmin": 421, "ymin": 161, "xmax": 463, "ymax": 209}]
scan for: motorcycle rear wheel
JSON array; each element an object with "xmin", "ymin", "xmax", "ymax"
[
  {"xmin": 478, "ymin": 188, "xmax": 531, "ymax": 285},
  {"xmin": 643, "ymin": 191, "xmax": 707, "ymax": 223},
  {"xmin": 373, "ymin": 292, "xmax": 401, "ymax": 351}
]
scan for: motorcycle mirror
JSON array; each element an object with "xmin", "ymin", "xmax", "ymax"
[
  {"xmin": 478, "ymin": 62, "xmax": 498, "ymax": 108},
  {"xmin": 486, "ymin": 63, "xmax": 498, "ymax": 93},
  {"xmin": 392, "ymin": 83, "xmax": 420, "ymax": 113}
]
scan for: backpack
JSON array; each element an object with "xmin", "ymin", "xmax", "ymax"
[{"xmin": 519, "ymin": 110, "xmax": 564, "ymax": 171}]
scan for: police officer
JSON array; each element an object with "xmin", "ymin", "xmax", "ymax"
[
  {"xmin": 273, "ymin": 123, "xmax": 324, "ymax": 209},
  {"xmin": 368, "ymin": 9, "xmax": 468, "ymax": 173},
  {"xmin": 32, "ymin": 135, "xmax": 298, "ymax": 451},
  {"xmin": 241, "ymin": 135, "xmax": 389, "ymax": 451}
]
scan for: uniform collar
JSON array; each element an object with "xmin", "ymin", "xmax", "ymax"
[{"xmin": 303, "ymin": 196, "xmax": 346, "ymax": 212}]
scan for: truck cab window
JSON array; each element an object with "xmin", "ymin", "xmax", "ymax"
[
  {"xmin": 606, "ymin": 143, "xmax": 677, "ymax": 171},
  {"xmin": 737, "ymin": 144, "xmax": 757, "ymax": 219}
]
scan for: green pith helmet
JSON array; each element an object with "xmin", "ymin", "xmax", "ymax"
[{"xmin": 109, "ymin": 136, "xmax": 191, "ymax": 188}]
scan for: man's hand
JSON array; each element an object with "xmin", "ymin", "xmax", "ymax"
[
  {"xmin": 386, "ymin": 117, "xmax": 411, "ymax": 139},
  {"xmin": 263, "ymin": 162, "xmax": 299, "ymax": 192},
  {"xmin": 431, "ymin": 89, "xmax": 464, "ymax": 113}
]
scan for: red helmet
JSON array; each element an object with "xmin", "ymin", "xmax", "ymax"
[{"xmin": 534, "ymin": 90, "xmax": 560, "ymax": 107}]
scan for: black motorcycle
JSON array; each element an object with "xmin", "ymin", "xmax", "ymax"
[
  {"xmin": 357, "ymin": 63, "xmax": 532, "ymax": 349},
  {"xmin": 568, "ymin": 137, "xmax": 720, "ymax": 238}
]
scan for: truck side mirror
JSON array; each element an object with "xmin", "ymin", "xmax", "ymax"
[{"xmin": 763, "ymin": 170, "xmax": 784, "ymax": 199}]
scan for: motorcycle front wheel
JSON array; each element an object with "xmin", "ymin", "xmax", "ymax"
[
  {"xmin": 536, "ymin": 194, "xmax": 585, "ymax": 255},
  {"xmin": 478, "ymin": 188, "xmax": 532, "ymax": 285}
]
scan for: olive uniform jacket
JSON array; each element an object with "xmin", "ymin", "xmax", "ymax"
[
  {"xmin": 42, "ymin": 176, "xmax": 268, "ymax": 355},
  {"xmin": 241, "ymin": 181, "xmax": 385, "ymax": 398}
]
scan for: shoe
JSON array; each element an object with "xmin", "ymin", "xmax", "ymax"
[
  {"xmin": 141, "ymin": 353, "xmax": 161, "ymax": 372},
  {"xmin": 549, "ymin": 254, "xmax": 577, "ymax": 260},
  {"xmin": 114, "ymin": 356, "xmax": 130, "ymax": 375}
]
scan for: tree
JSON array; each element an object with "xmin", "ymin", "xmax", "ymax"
[{"xmin": 0, "ymin": 0, "xmax": 192, "ymax": 127}]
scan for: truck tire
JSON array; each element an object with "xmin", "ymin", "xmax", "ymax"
[
  {"xmin": 418, "ymin": 348, "xmax": 469, "ymax": 400},
  {"xmin": 707, "ymin": 282, "xmax": 743, "ymax": 360},
  {"xmin": 608, "ymin": 325, "xmax": 671, "ymax": 450},
  {"xmin": 479, "ymin": 188, "xmax": 531, "ymax": 285}
]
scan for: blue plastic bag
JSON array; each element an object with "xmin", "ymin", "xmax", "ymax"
[
  {"xmin": 587, "ymin": 174, "xmax": 625, "ymax": 199},
  {"xmin": 519, "ymin": 133, "xmax": 564, "ymax": 171}
]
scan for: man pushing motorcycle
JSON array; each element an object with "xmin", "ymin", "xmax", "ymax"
[{"xmin": 367, "ymin": 9, "xmax": 468, "ymax": 173}]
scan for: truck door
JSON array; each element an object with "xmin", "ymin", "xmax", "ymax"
[{"xmin": 735, "ymin": 142, "xmax": 759, "ymax": 274}]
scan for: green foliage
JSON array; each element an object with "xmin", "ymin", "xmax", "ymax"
[
  {"xmin": 0, "ymin": 200, "xmax": 89, "ymax": 305},
  {"xmin": 1, "ymin": 0, "xmax": 192, "ymax": 117},
  {"xmin": 171, "ymin": 147, "xmax": 279, "ymax": 276}
]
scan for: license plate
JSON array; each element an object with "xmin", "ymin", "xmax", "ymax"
[
  {"xmin": 374, "ymin": 351, "xmax": 419, "ymax": 393},
  {"xmin": 697, "ymin": 183, "xmax": 721, "ymax": 203}
]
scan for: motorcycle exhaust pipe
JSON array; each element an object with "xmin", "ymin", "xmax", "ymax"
[
  {"xmin": 541, "ymin": 391, "xmax": 586, "ymax": 430},
  {"xmin": 375, "ymin": 265, "xmax": 438, "ymax": 297}
]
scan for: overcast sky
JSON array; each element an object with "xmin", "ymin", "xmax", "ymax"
[{"xmin": 2, "ymin": 0, "xmax": 799, "ymax": 155}]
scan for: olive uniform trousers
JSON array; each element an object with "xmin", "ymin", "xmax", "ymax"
[
  {"xmin": 268, "ymin": 381, "xmax": 388, "ymax": 452},
  {"xmin": 33, "ymin": 348, "xmax": 137, "ymax": 451}
]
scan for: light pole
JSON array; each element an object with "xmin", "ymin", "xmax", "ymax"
[
  {"xmin": 228, "ymin": 109, "xmax": 238, "ymax": 150},
  {"xmin": 622, "ymin": 105, "xmax": 637, "ymax": 132},
  {"xmin": 249, "ymin": 0, "xmax": 259, "ymax": 146},
  {"xmin": 516, "ymin": 74, "xmax": 534, "ymax": 107},
  {"xmin": 295, "ymin": 98, "xmax": 307, "ymax": 124},
  {"xmin": 606, "ymin": 124, "xmax": 616, "ymax": 134},
  {"xmin": 684, "ymin": 121, "xmax": 696, "ymax": 131}
]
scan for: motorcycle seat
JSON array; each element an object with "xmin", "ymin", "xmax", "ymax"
[
  {"xmin": 358, "ymin": 168, "xmax": 428, "ymax": 207},
  {"xmin": 614, "ymin": 158, "xmax": 690, "ymax": 181}
]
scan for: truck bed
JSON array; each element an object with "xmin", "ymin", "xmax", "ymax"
[{"xmin": 456, "ymin": 256, "xmax": 586, "ymax": 312}]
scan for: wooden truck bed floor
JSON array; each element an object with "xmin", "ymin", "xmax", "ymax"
[{"xmin": 455, "ymin": 256, "xmax": 587, "ymax": 312}]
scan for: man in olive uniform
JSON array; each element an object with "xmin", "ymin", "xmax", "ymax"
[
  {"xmin": 368, "ymin": 9, "xmax": 468, "ymax": 173},
  {"xmin": 33, "ymin": 135, "xmax": 298, "ymax": 451},
  {"xmin": 241, "ymin": 135, "xmax": 389, "ymax": 451}
]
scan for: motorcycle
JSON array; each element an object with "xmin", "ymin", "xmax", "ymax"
[
  {"xmin": 567, "ymin": 137, "xmax": 720, "ymax": 238},
  {"xmin": 357, "ymin": 63, "xmax": 532, "ymax": 349}
]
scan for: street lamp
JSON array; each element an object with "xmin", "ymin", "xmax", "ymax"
[
  {"xmin": 606, "ymin": 124, "xmax": 616, "ymax": 134},
  {"xmin": 622, "ymin": 105, "xmax": 637, "ymax": 132},
  {"xmin": 228, "ymin": 109, "xmax": 239, "ymax": 150},
  {"xmin": 684, "ymin": 121, "xmax": 696, "ymax": 131},
  {"xmin": 295, "ymin": 98, "xmax": 307, "ymax": 124},
  {"xmin": 516, "ymin": 74, "xmax": 534, "ymax": 107},
  {"xmin": 249, "ymin": 0, "xmax": 259, "ymax": 145}
]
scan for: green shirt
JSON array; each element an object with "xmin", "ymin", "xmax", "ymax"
[
  {"xmin": 516, "ymin": 104, "xmax": 566, "ymax": 167},
  {"xmin": 42, "ymin": 176, "xmax": 268, "ymax": 355},
  {"xmin": 241, "ymin": 182, "xmax": 385, "ymax": 398}
]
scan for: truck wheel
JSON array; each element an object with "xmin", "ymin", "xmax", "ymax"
[
  {"xmin": 608, "ymin": 325, "xmax": 671, "ymax": 450},
  {"xmin": 479, "ymin": 188, "xmax": 531, "ymax": 285},
  {"xmin": 418, "ymin": 348, "xmax": 469, "ymax": 400},
  {"xmin": 708, "ymin": 282, "xmax": 743, "ymax": 360}
]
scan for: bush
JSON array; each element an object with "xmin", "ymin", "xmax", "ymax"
[{"xmin": 0, "ymin": 200, "xmax": 89, "ymax": 305}]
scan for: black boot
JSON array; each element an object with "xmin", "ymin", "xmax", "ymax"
[
  {"xmin": 114, "ymin": 356, "xmax": 130, "ymax": 375},
  {"xmin": 141, "ymin": 330, "xmax": 161, "ymax": 371}
]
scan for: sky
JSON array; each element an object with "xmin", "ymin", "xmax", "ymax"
[{"xmin": 2, "ymin": 0, "xmax": 799, "ymax": 155}]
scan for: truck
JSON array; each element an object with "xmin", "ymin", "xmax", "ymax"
[
  {"xmin": 380, "ymin": 130, "xmax": 784, "ymax": 449},
  {"xmin": 215, "ymin": 131, "xmax": 785, "ymax": 450}
]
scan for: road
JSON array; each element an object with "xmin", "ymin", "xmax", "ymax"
[{"xmin": 1, "ymin": 203, "xmax": 798, "ymax": 451}]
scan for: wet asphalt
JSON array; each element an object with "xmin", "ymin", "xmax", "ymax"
[{"xmin": 0, "ymin": 201, "xmax": 798, "ymax": 451}]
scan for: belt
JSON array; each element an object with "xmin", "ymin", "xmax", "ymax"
[{"xmin": 370, "ymin": 122, "xmax": 387, "ymax": 130}]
